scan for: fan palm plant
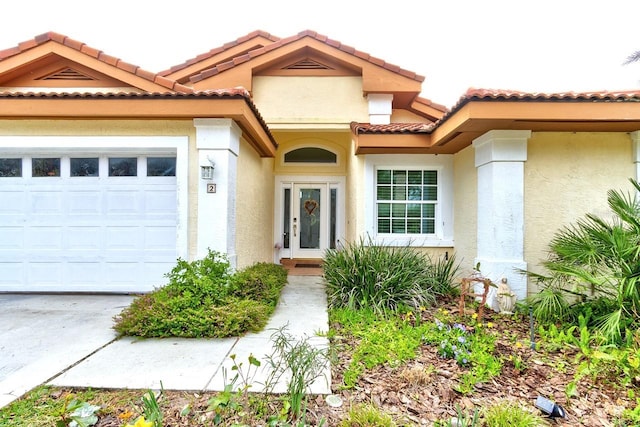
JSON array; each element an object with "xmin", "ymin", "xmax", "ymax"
[{"xmin": 533, "ymin": 178, "xmax": 640, "ymax": 344}]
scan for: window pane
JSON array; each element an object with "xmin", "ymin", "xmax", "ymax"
[
  {"xmin": 423, "ymin": 219, "xmax": 435, "ymax": 234},
  {"xmin": 32, "ymin": 158, "xmax": 60, "ymax": 177},
  {"xmin": 392, "ymin": 186, "xmax": 406, "ymax": 200},
  {"xmin": 0, "ymin": 159, "xmax": 21, "ymax": 177},
  {"xmin": 378, "ymin": 218, "xmax": 390, "ymax": 233},
  {"xmin": 423, "ymin": 186, "xmax": 437, "ymax": 201},
  {"xmin": 283, "ymin": 188, "xmax": 291, "ymax": 249},
  {"xmin": 407, "ymin": 219, "xmax": 421, "ymax": 234},
  {"xmin": 330, "ymin": 188, "xmax": 337, "ymax": 249},
  {"xmin": 377, "ymin": 169, "xmax": 392, "ymax": 184},
  {"xmin": 423, "ymin": 204, "xmax": 435, "ymax": 218},
  {"xmin": 70, "ymin": 158, "xmax": 99, "ymax": 177},
  {"xmin": 377, "ymin": 203, "xmax": 390, "ymax": 217},
  {"xmin": 408, "ymin": 170, "xmax": 422, "ymax": 184},
  {"xmin": 147, "ymin": 157, "xmax": 176, "ymax": 176},
  {"xmin": 284, "ymin": 147, "xmax": 336, "ymax": 163},
  {"xmin": 392, "ymin": 170, "xmax": 406, "ymax": 184},
  {"xmin": 377, "ymin": 186, "xmax": 391, "ymax": 200},
  {"xmin": 408, "ymin": 186, "xmax": 422, "ymax": 200},
  {"xmin": 424, "ymin": 170, "xmax": 437, "ymax": 185},
  {"xmin": 392, "ymin": 204, "xmax": 406, "ymax": 217},
  {"xmin": 407, "ymin": 204, "xmax": 421, "ymax": 217},
  {"xmin": 392, "ymin": 219, "xmax": 405, "ymax": 233},
  {"xmin": 109, "ymin": 157, "xmax": 137, "ymax": 176}
]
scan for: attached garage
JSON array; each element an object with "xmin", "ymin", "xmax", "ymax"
[{"xmin": 0, "ymin": 136, "xmax": 189, "ymax": 293}]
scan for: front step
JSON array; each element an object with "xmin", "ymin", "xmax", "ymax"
[{"xmin": 280, "ymin": 258, "xmax": 324, "ymax": 268}]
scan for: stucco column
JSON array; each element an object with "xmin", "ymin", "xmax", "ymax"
[
  {"xmin": 473, "ymin": 130, "xmax": 531, "ymax": 303},
  {"xmin": 631, "ymin": 131, "xmax": 640, "ymax": 181},
  {"xmin": 194, "ymin": 118, "xmax": 241, "ymax": 268}
]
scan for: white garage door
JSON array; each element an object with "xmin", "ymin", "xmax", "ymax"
[{"xmin": 0, "ymin": 154, "xmax": 178, "ymax": 293}]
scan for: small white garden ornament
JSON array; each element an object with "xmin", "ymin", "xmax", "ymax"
[{"xmin": 496, "ymin": 277, "xmax": 517, "ymax": 314}]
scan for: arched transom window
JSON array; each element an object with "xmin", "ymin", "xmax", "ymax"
[{"xmin": 284, "ymin": 147, "xmax": 337, "ymax": 163}]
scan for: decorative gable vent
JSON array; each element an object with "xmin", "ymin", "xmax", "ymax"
[
  {"xmin": 285, "ymin": 59, "xmax": 334, "ymax": 70},
  {"xmin": 38, "ymin": 68, "xmax": 95, "ymax": 81}
]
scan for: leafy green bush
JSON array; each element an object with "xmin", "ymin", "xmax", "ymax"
[
  {"xmin": 113, "ymin": 251, "xmax": 287, "ymax": 338},
  {"xmin": 323, "ymin": 237, "xmax": 459, "ymax": 315}
]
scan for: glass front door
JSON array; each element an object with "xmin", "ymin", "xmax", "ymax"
[{"xmin": 292, "ymin": 184, "xmax": 327, "ymax": 258}]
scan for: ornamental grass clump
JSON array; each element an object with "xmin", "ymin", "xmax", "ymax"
[
  {"xmin": 323, "ymin": 236, "xmax": 458, "ymax": 316},
  {"xmin": 113, "ymin": 251, "xmax": 288, "ymax": 338}
]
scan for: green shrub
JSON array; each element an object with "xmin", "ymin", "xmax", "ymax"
[
  {"xmin": 482, "ymin": 401, "xmax": 543, "ymax": 427},
  {"xmin": 113, "ymin": 251, "xmax": 288, "ymax": 338},
  {"xmin": 339, "ymin": 403, "xmax": 397, "ymax": 427},
  {"xmin": 229, "ymin": 262, "xmax": 288, "ymax": 307},
  {"xmin": 323, "ymin": 236, "xmax": 458, "ymax": 316}
]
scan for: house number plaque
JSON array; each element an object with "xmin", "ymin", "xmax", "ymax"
[{"xmin": 207, "ymin": 183, "xmax": 217, "ymax": 193}]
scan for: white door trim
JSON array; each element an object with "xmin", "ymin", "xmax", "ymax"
[{"xmin": 273, "ymin": 175, "xmax": 345, "ymax": 263}]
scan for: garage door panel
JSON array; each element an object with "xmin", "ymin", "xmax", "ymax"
[
  {"xmin": 25, "ymin": 226, "xmax": 63, "ymax": 249},
  {"xmin": 106, "ymin": 190, "xmax": 141, "ymax": 214},
  {"xmin": 0, "ymin": 227, "xmax": 23, "ymax": 249},
  {"xmin": 68, "ymin": 191, "xmax": 102, "ymax": 214},
  {"xmin": 144, "ymin": 226, "xmax": 177, "ymax": 249},
  {"xmin": 66, "ymin": 262, "xmax": 103, "ymax": 286},
  {"xmin": 0, "ymin": 191, "xmax": 25, "ymax": 213},
  {"xmin": 106, "ymin": 227, "xmax": 142, "ymax": 249},
  {"xmin": 30, "ymin": 191, "xmax": 64, "ymax": 213},
  {"xmin": 144, "ymin": 189, "xmax": 179, "ymax": 213},
  {"xmin": 28, "ymin": 262, "xmax": 63, "ymax": 285},
  {"xmin": 68, "ymin": 227, "xmax": 102, "ymax": 249},
  {"xmin": 105, "ymin": 262, "xmax": 139, "ymax": 285},
  {"xmin": 0, "ymin": 263, "xmax": 23, "ymax": 284}
]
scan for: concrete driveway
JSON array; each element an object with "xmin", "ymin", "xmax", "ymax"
[
  {"xmin": 0, "ymin": 294, "xmax": 134, "ymax": 408},
  {"xmin": 0, "ymin": 276, "xmax": 331, "ymax": 409}
]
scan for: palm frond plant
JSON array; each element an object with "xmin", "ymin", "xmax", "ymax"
[{"xmin": 529, "ymin": 178, "xmax": 640, "ymax": 344}]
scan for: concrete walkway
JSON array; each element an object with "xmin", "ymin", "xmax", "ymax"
[{"xmin": 0, "ymin": 275, "xmax": 330, "ymax": 408}]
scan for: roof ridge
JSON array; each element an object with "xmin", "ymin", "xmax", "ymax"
[
  {"xmin": 189, "ymin": 29, "xmax": 424, "ymax": 84},
  {"xmin": 0, "ymin": 31, "xmax": 191, "ymax": 93},
  {"xmin": 158, "ymin": 30, "xmax": 281, "ymax": 77}
]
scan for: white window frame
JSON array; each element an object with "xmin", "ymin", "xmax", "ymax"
[{"xmin": 364, "ymin": 154, "xmax": 454, "ymax": 247}]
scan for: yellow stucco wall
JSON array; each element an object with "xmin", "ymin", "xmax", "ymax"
[
  {"xmin": 524, "ymin": 132, "xmax": 635, "ymax": 293},
  {"xmin": 453, "ymin": 144, "xmax": 478, "ymax": 276},
  {"xmin": 253, "ymin": 76, "xmax": 369, "ymax": 124},
  {"xmin": 235, "ymin": 139, "xmax": 275, "ymax": 268}
]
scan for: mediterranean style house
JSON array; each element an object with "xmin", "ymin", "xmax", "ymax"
[{"xmin": 1, "ymin": 30, "xmax": 639, "ymax": 298}]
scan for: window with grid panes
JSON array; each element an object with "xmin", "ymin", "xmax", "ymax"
[{"xmin": 376, "ymin": 169, "xmax": 437, "ymax": 234}]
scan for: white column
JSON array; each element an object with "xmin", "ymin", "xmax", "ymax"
[
  {"xmin": 473, "ymin": 130, "xmax": 531, "ymax": 303},
  {"xmin": 631, "ymin": 131, "xmax": 640, "ymax": 181},
  {"xmin": 194, "ymin": 118, "xmax": 241, "ymax": 268}
]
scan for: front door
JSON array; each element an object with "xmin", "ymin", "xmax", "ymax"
[{"xmin": 292, "ymin": 184, "xmax": 327, "ymax": 259}]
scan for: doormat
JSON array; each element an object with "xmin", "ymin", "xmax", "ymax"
[{"xmin": 295, "ymin": 263, "xmax": 323, "ymax": 268}]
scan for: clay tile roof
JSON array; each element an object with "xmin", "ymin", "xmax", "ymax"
[
  {"xmin": 437, "ymin": 88, "xmax": 640, "ymax": 124},
  {"xmin": 159, "ymin": 30, "xmax": 280, "ymax": 76},
  {"xmin": 188, "ymin": 29, "xmax": 424, "ymax": 84},
  {"xmin": 350, "ymin": 122, "xmax": 435, "ymax": 134},
  {"xmin": 0, "ymin": 87, "xmax": 277, "ymax": 148},
  {"xmin": 0, "ymin": 31, "xmax": 193, "ymax": 94},
  {"xmin": 414, "ymin": 96, "xmax": 449, "ymax": 113}
]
